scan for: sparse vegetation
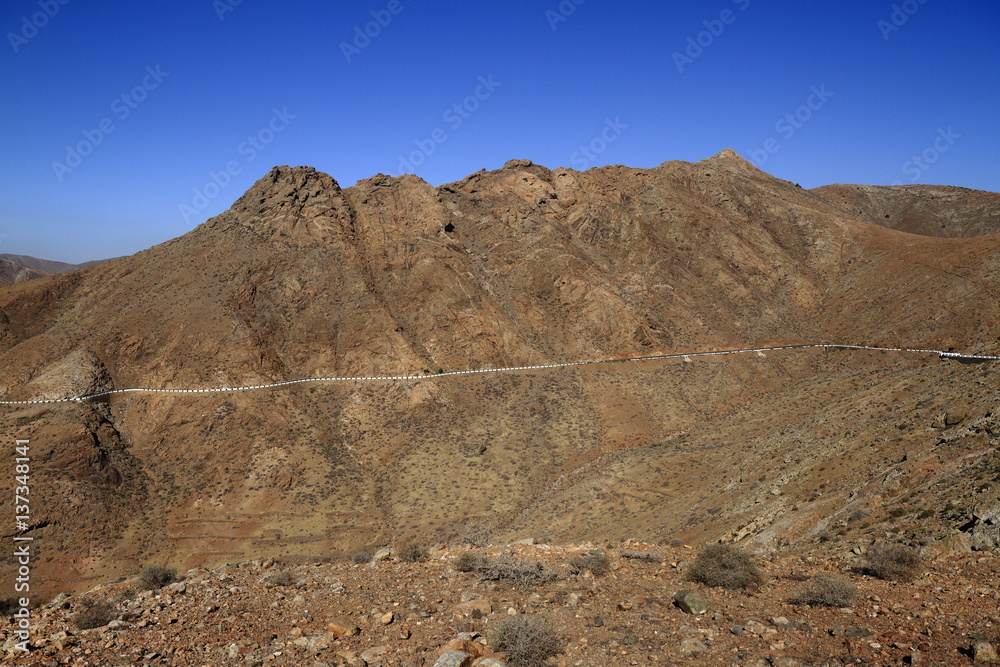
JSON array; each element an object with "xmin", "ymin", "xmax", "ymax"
[
  {"xmin": 72, "ymin": 597, "xmax": 115, "ymax": 630},
  {"xmin": 459, "ymin": 522, "xmax": 495, "ymax": 547},
  {"xmin": 138, "ymin": 565, "xmax": 178, "ymax": 591},
  {"xmin": 862, "ymin": 544, "xmax": 922, "ymax": 582},
  {"xmin": 455, "ymin": 551, "xmax": 557, "ymax": 588},
  {"xmin": 687, "ymin": 544, "xmax": 764, "ymax": 589},
  {"xmin": 620, "ymin": 550, "xmax": 662, "ymax": 563},
  {"xmin": 351, "ymin": 549, "xmax": 374, "ymax": 564},
  {"xmin": 113, "ymin": 587, "xmax": 136, "ymax": 604},
  {"xmin": 489, "ymin": 614, "xmax": 564, "ymax": 667},
  {"xmin": 455, "ymin": 550, "xmax": 491, "ymax": 572},
  {"xmin": 848, "ymin": 508, "xmax": 871, "ymax": 523},
  {"xmin": 567, "ymin": 550, "xmax": 611, "ymax": 576},
  {"xmin": 790, "ymin": 574, "xmax": 858, "ymax": 607},
  {"xmin": 397, "ymin": 542, "xmax": 429, "ymax": 563},
  {"xmin": 264, "ymin": 571, "xmax": 294, "ymax": 586},
  {"xmin": 0, "ymin": 597, "xmax": 19, "ymax": 616}
]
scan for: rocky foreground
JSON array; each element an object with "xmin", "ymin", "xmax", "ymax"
[{"xmin": 3, "ymin": 541, "xmax": 998, "ymax": 666}]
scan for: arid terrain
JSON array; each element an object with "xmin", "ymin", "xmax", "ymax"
[{"xmin": 1, "ymin": 150, "xmax": 998, "ymax": 663}]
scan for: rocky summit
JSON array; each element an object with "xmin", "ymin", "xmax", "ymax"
[{"xmin": 1, "ymin": 151, "xmax": 999, "ymax": 663}]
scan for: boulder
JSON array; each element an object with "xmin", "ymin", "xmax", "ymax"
[{"xmin": 674, "ymin": 590, "xmax": 709, "ymax": 616}]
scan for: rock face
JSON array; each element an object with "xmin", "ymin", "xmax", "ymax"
[{"xmin": 2, "ymin": 154, "xmax": 1000, "ymax": 593}]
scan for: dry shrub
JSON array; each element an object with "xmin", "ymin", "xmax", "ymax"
[
  {"xmin": 790, "ymin": 574, "xmax": 857, "ymax": 607},
  {"xmin": 489, "ymin": 615, "xmax": 564, "ymax": 667},
  {"xmin": 0, "ymin": 597, "xmax": 19, "ymax": 616},
  {"xmin": 863, "ymin": 544, "xmax": 921, "ymax": 582},
  {"xmin": 459, "ymin": 522, "xmax": 495, "ymax": 548},
  {"xmin": 687, "ymin": 544, "xmax": 764, "ymax": 589},
  {"xmin": 456, "ymin": 551, "xmax": 556, "ymax": 588},
  {"xmin": 456, "ymin": 550, "xmax": 491, "ymax": 572},
  {"xmin": 72, "ymin": 597, "xmax": 114, "ymax": 630},
  {"xmin": 396, "ymin": 543, "xmax": 428, "ymax": 563},
  {"xmin": 620, "ymin": 550, "xmax": 662, "ymax": 563},
  {"xmin": 567, "ymin": 551, "xmax": 611, "ymax": 576},
  {"xmin": 350, "ymin": 549, "xmax": 374, "ymax": 564},
  {"xmin": 138, "ymin": 565, "xmax": 177, "ymax": 591},
  {"xmin": 264, "ymin": 571, "xmax": 294, "ymax": 586}
]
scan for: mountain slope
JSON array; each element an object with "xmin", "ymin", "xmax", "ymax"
[
  {"xmin": 811, "ymin": 183, "xmax": 1000, "ymax": 237},
  {"xmin": 1, "ymin": 151, "xmax": 998, "ymax": 595},
  {"xmin": 0, "ymin": 257, "xmax": 46, "ymax": 285}
]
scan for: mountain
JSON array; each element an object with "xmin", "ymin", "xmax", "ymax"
[
  {"xmin": 0, "ymin": 257, "xmax": 46, "ymax": 285},
  {"xmin": 1, "ymin": 150, "xmax": 998, "ymax": 596},
  {"xmin": 0, "ymin": 253, "xmax": 119, "ymax": 276},
  {"xmin": 811, "ymin": 183, "xmax": 1000, "ymax": 237}
]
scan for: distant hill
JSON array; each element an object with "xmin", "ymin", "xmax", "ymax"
[
  {"xmin": 0, "ymin": 253, "xmax": 119, "ymax": 275},
  {"xmin": 0, "ymin": 257, "xmax": 47, "ymax": 285}
]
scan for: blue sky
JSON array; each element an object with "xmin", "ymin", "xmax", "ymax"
[{"xmin": 1, "ymin": 0, "xmax": 998, "ymax": 263}]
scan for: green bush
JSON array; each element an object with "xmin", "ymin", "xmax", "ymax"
[
  {"xmin": 72, "ymin": 598, "xmax": 114, "ymax": 630},
  {"xmin": 489, "ymin": 615, "xmax": 564, "ymax": 667},
  {"xmin": 862, "ymin": 544, "xmax": 921, "ymax": 582},
  {"xmin": 687, "ymin": 544, "xmax": 764, "ymax": 589},
  {"xmin": 789, "ymin": 574, "xmax": 857, "ymax": 607},
  {"xmin": 138, "ymin": 565, "xmax": 178, "ymax": 591},
  {"xmin": 567, "ymin": 551, "xmax": 612, "ymax": 576}
]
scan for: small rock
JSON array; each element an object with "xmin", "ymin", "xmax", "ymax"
[
  {"xmin": 973, "ymin": 642, "xmax": 999, "ymax": 663},
  {"xmin": 433, "ymin": 650, "xmax": 475, "ymax": 667},
  {"xmin": 674, "ymin": 590, "xmax": 710, "ymax": 616},
  {"xmin": 593, "ymin": 616, "xmax": 604, "ymax": 627},
  {"xmin": 335, "ymin": 651, "xmax": 367, "ymax": 667},
  {"xmin": 470, "ymin": 659, "xmax": 506, "ymax": 667},
  {"xmin": 770, "ymin": 616, "xmax": 791, "ymax": 629},
  {"xmin": 679, "ymin": 637, "xmax": 708, "ymax": 654},
  {"xmin": 327, "ymin": 616, "xmax": 360, "ymax": 638},
  {"xmin": 453, "ymin": 599, "xmax": 493, "ymax": 616},
  {"xmin": 360, "ymin": 645, "xmax": 389, "ymax": 663},
  {"xmin": 844, "ymin": 626, "xmax": 873, "ymax": 638},
  {"xmin": 379, "ymin": 611, "xmax": 394, "ymax": 625}
]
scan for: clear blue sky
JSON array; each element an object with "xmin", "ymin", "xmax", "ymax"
[{"xmin": 1, "ymin": 0, "xmax": 997, "ymax": 263}]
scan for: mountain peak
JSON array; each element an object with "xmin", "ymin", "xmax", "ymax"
[
  {"xmin": 699, "ymin": 148, "xmax": 760, "ymax": 172},
  {"xmin": 212, "ymin": 165, "xmax": 353, "ymax": 245}
]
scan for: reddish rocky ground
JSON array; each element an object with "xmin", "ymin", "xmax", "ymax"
[{"xmin": 3, "ymin": 541, "xmax": 998, "ymax": 666}]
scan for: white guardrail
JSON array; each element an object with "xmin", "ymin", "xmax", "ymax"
[{"xmin": 1, "ymin": 343, "xmax": 996, "ymax": 406}]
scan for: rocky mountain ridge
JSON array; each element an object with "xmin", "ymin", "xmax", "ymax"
[{"xmin": 0, "ymin": 150, "xmax": 998, "ymax": 601}]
